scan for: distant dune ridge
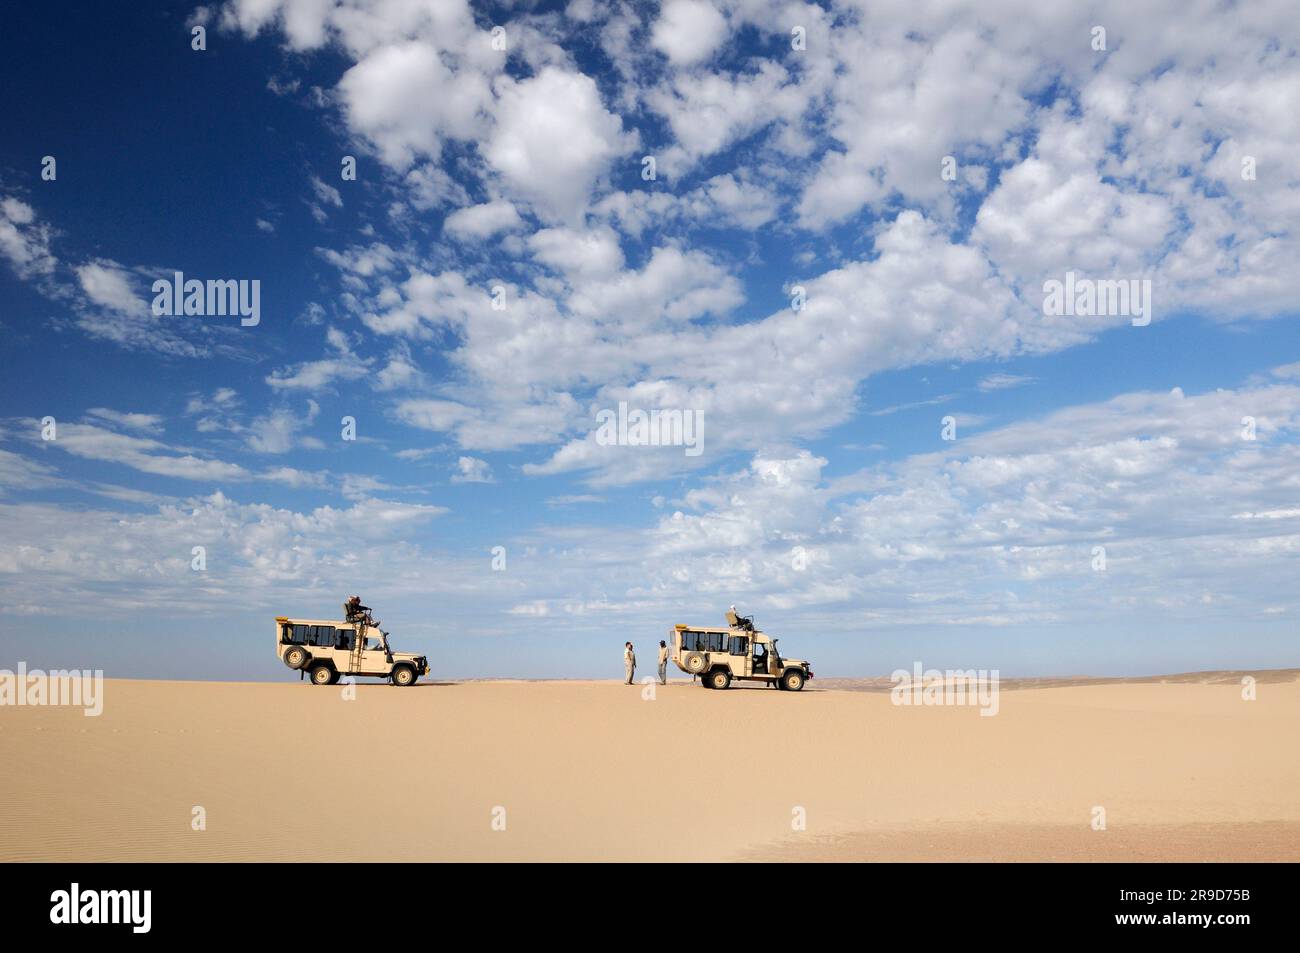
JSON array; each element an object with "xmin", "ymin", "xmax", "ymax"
[
  {"xmin": 816, "ymin": 668, "xmax": 1300, "ymax": 693},
  {"xmin": 1, "ymin": 670, "xmax": 1297, "ymax": 862}
]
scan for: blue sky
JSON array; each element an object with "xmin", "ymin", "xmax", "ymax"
[{"xmin": 1, "ymin": 0, "xmax": 1298, "ymax": 680}]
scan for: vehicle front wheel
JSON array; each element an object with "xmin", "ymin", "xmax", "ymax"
[
  {"xmin": 309, "ymin": 664, "xmax": 334, "ymax": 686},
  {"xmin": 781, "ymin": 669, "xmax": 806, "ymax": 692},
  {"xmin": 707, "ymin": 669, "xmax": 732, "ymax": 690},
  {"xmin": 392, "ymin": 665, "xmax": 417, "ymax": 687}
]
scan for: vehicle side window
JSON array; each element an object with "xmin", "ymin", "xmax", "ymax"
[
  {"xmin": 312, "ymin": 625, "xmax": 335, "ymax": 647},
  {"xmin": 708, "ymin": 632, "xmax": 726, "ymax": 652},
  {"xmin": 729, "ymin": 636, "xmax": 747, "ymax": 655},
  {"xmin": 291, "ymin": 624, "xmax": 312, "ymax": 644}
]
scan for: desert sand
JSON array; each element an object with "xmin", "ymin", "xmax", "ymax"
[{"xmin": 2, "ymin": 672, "xmax": 1298, "ymax": 862}]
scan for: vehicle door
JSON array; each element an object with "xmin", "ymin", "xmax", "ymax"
[
  {"xmin": 728, "ymin": 633, "xmax": 750, "ymax": 677},
  {"xmin": 310, "ymin": 625, "xmax": 346, "ymax": 673},
  {"xmin": 358, "ymin": 626, "xmax": 391, "ymax": 675}
]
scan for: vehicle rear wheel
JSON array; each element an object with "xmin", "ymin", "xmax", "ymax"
[
  {"xmin": 707, "ymin": 669, "xmax": 732, "ymax": 691},
  {"xmin": 309, "ymin": 664, "xmax": 334, "ymax": 686},
  {"xmin": 781, "ymin": 669, "xmax": 806, "ymax": 692},
  {"xmin": 392, "ymin": 665, "xmax": 417, "ymax": 687},
  {"xmin": 283, "ymin": 646, "xmax": 310, "ymax": 670}
]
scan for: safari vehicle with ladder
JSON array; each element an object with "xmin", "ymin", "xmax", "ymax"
[
  {"xmin": 276, "ymin": 597, "xmax": 429, "ymax": 686},
  {"xmin": 671, "ymin": 608, "xmax": 814, "ymax": 691}
]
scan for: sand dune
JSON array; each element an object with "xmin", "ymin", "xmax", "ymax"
[{"xmin": 1, "ymin": 672, "xmax": 1297, "ymax": 861}]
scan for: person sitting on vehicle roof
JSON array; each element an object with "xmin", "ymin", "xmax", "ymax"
[
  {"xmin": 728, "ymin": 604, "xmax": 756, "ymax": 632},
  {"xmin": 344, "ymin": 595, "xmax": 379, "ymax": 628}
]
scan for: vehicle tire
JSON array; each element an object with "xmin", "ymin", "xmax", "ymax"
[
  {"xmin": 781, "ymin": 669, "xmax": 806, "ymax": 692},
  {"xmin": 283, "ymin": 646, "xmax": 310, "ymax": 670},
  {"xmin": 392, "ymin": 665, "xmax": 417, "ymax": 687},
  {"xmin": 328, "ymin": 670, "xmax": 342, "ymax": 685},
  {"xmin": 683, "ymin": 652, "xmax": 708, "ymax": 675},
  {"xmin": 708, "ymin": 669, "xmax": 732, "ymax": 691},
  {"xmin": 309, "ymin": 664, "xmax": 334, "ymax": 686}
]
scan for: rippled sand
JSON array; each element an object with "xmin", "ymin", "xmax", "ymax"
[{"xmin": 2, "ymin": 672, "xmax": 1297, "ymax": 861}]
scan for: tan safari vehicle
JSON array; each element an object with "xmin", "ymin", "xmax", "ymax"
[
  {"xmin": 275, "ymin": 599, "xmax": 428, "ymax": 686},
  {"xmin": 671, "ymin": 610, "xmax": 814, "ymax": 691}
]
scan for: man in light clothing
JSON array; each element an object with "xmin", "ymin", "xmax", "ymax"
[
  {"xmin": 657, "ymin": 640, "xmax": 669, "ymax": 685},
  {"xmin": 624, "ymin": 641, "xmax": 636, "ymax": 684}
]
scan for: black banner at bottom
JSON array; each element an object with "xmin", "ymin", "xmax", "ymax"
[{"xmin": 0, "ymin": 861, "xmax": 1288, "ymax": 939}]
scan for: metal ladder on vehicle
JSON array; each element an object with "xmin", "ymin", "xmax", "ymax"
[{"xmin": 348, "ymin": 619, "xmax": 366, "ymax": 675}]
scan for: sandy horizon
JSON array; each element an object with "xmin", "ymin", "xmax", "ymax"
[{"xmin": 2, "ymin": 669, "xmax": 1298, "ymax": 862}]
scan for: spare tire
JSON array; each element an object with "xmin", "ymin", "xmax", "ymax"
[
  {"xmin": 283, "ymin": 646, "xmax": 310, "ymax": 670},
  {"xmin": 683, "ymin": 651, "xmax": 708, "ymax": 674}
]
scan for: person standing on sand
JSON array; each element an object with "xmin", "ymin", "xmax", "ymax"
[
  {"xmin": 624, "ymin": 641, "xmax": 636, "ymax": 684},
  {"xmin": 657, "ymin": 640, "xmax": 669, "ymax": 685}
]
